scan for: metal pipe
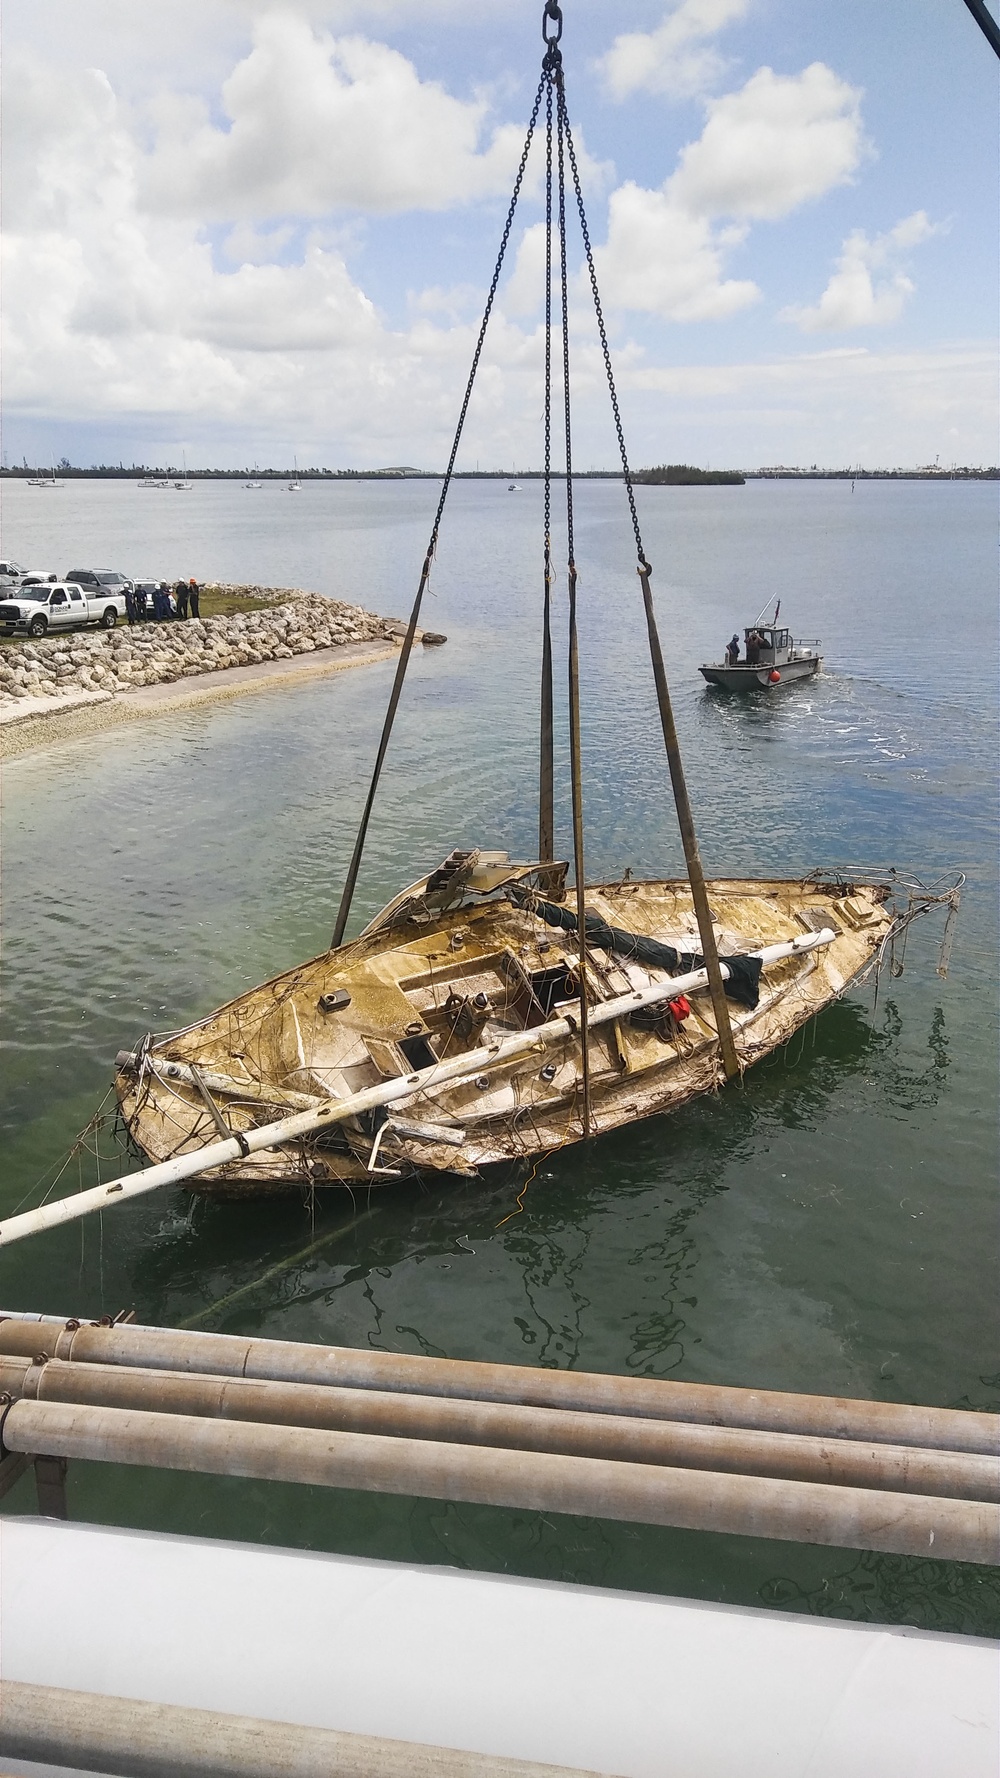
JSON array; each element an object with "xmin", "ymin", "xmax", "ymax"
[
  {"xmin": 3, "ymin": 1318, "xmax": 992, "ymax": 1457},
  {"xmin": 3, "ymin": 1398, "xmax": 996, "ymax": 1563},
  {"xmin": 0, "ymin": 931, "xmax": 835, "ymax": 1247},
  {"xmin": 2, "ymin": 1355, "xmax": 994, "ymax": 1502},
  {"xmin": 0, "ymin": 1681, "xmax": 601, "ymax": 1778}
]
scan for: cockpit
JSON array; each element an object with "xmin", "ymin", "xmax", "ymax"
[{"xmin": 744, "ymin": 626, "xmax": 790, "ymax": 662}]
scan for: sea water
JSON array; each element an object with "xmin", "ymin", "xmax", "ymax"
[{"xmin": 1, "ymin": 475, "xmax": 997, "ymax": 1632}]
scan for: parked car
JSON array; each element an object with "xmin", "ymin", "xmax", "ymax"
[
  {"xmin": 0, "ymin": 561, "xmax": 27, "ymax": 580},
  {"xmin": 18, "ymin": 572, "xmax": 59, "ymax": 586},
  {"xmin": 0, "ymin": 582, "xmax": 127, "ymax": 636},
  {"xmin": 66, "ymin": 569, "xmax": 134, "ymax": 598}
]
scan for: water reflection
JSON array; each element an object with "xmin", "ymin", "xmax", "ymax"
[
  {"xmin": 124, "ymin": 994, "xmax": 936, "ymax": 1379},
  {"xmin": 760, "ymin": 1550, "xmax": 1000, "ymax": 1636}
]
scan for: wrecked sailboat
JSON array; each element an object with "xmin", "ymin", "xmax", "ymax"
[{"xmin": 113, "ymin": 858, "xmax": 954, "ymax": 1194}]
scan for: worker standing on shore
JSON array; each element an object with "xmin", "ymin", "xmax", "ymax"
[
  {"xmin": 175, "ymin": 578, "xmax": 189, "ymax": 619},
  {"xmin": 188, "ymin": 578, "xmax": 200, "ymax": 618}
]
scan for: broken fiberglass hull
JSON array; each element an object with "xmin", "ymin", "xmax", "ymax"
[{"xmin": 114, "ymin": 851, "xmax": 909, "ymax": 1197}]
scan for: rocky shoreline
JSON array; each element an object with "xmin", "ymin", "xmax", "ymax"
[{"xmin": 0, "ymin": 587, "xmax": 403, "ymax": 717}]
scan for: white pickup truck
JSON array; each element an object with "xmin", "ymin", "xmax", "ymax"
[{"xmin": 0, "ymin": 582, "xmax": 127, "ymax": 637}]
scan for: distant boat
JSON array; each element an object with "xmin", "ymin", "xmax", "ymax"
[
  {"xmin": 288, "ymin": 456, "xmax": 302, "ymax": 491},
  {"xmin": 245, "ymin": 465, "xmax": 263, "ymax": 489},
  {"xmin": 508, "ymin": 482, "xmax": 521, "ymax": 492},
  {"xmin": 29, "ymin": 470, "xmax": 64, "ymax": 487},
  {"xmin": 174, "ymin": 453, "xmax": 193, "ymax": 491},
  {"xmin": 700, "ymin": 604, "xmax": 822, "ymax": 691}
]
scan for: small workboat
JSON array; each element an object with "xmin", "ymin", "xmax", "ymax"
[{"xmin": 700, "ymin": 606, "xmax": 821, "ymax": 691}]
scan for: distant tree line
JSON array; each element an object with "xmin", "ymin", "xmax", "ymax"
[
  {"xmin": 2, "ymin": 461, "xmax": 995, "ymax": 482},
  {"xmin": 632, "ymin": 464, "xmax": 745, "ymax": 485}
]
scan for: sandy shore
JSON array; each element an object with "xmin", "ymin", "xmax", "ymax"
[{"xmin": 0, "ymin": 639, "xmax": 401, "ymax": 760}]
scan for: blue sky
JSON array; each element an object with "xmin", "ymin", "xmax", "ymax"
[{"xmin": 3, "ymin": 0, "xmax": 997, "ymax": 469}]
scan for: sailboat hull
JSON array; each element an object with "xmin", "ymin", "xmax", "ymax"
[{"xmin": 115, "ymin": 861, "xmax": 907, "ymax": 1196}]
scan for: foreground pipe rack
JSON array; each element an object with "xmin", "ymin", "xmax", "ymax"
[
  {"xmin": 0, "ymin": 1313, "xmax": 997, "ymax": 1566},
  {"xmin": 0, "ymin": 1681, "xmax": 605, "ymax": 1778}
]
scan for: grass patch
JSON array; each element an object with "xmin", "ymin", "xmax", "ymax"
[{"xmin": 197, "ymin": 585, "xmax": 294, "ymax": 617}]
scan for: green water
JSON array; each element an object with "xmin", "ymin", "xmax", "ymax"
[{"xmin": 1, "ymin": 476, "xmax": 997, "ymax": 1632}]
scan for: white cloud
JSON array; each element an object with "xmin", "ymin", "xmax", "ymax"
[
  {"xmin": 0, "ymin": 30, "xmax": 619, "ymax": 468},
  {"xmin": 140, "ymin": 13, "xmax": 528, "ymax": 221},
  {"xmin": 780, "ymin": 211, "xmax": 943, "ymax": 332},
  {"xmin": 223, "ymin": 222, "xmax": 296, "ymax": 265},
  {"xmin": 1, "ymin": 16, "xmax": 988, "ymax": 472},
  {"xmin": 669, "ymin": 63, "xmax": 865, "ymax": 220},
  {"xmin": 0, "ymin": 49, "xmax": 555, "ymax": 466},
  {"xmin": 599, "ymin": 0, "xmax": 751, "ymax": 103},
  {"xmin": 594, "ymin": 185, "xmax": 759, "ymax": 321},
  {"xmin": 502, "ymin": 223, "xmax": 551, "ymax": 318},
  {"xmin": 620, "ymin": 343, "xmax": 997, "ymax": 467},
  {"xmin": 590, "ymin": 62, "xmax": 862, "ymax": 323}
]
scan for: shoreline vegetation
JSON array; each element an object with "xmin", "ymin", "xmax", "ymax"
[
  {"xmin": 3, "ymin": 464, "xmax": 997, "ymax": 482},
  {"xmin": 0, "ymin": 585, "xmax": 424, "ymax": 759}
]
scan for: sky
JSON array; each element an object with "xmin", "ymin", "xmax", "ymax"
[{"xmin": 2, "ymin": 0, "xmax": 997, "ymax": 471}]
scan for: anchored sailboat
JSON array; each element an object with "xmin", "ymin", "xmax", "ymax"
[{"xmin": 0, "ymin": 2, "xmax": 961, "ymax": 1245}]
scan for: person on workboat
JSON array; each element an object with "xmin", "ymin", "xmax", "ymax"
[
  {"xmin": 726, "ymin": 633, "xmax": 740, "ymax": 665},
  {"xmin": 746, "ymin": 630, "xmax": 761, "ymax": 665}
]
